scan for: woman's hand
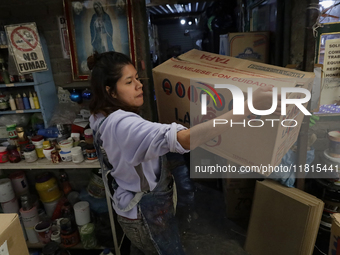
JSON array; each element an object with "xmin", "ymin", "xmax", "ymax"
[{"xmin": 245, "ymin": 86, "xmax": 281, "ymax": 116}]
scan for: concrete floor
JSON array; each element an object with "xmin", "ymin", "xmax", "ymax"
[{"xmin": 177, "ymin": 182, "xmax": 249, "ymax": 255}]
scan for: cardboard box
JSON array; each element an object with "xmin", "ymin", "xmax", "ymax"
[
  {"xmin": 219, "ymin": 32, "xmax": 270, "ymax": 63},
  {"xmin": 0, "ymin": 214, "xmax": 29, "ymax": 255},
  {"xmin": 245, "ymin": 180, "xmax": 324, "ymax": 255},
  {"xmin": 152, "ymin": 49, "xmax": 315, "ymax": 175},
  {"xmin": 329, "ymin": 213, "xmax": 340, "ymax": 255}
]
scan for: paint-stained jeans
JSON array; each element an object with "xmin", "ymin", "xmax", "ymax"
[{"xmin": 117, "ymin": 212, "xmax": 159, "ymax": 255}]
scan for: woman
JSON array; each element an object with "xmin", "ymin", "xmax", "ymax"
[{"xmin": 88, "ymin": 51, "xmax": 279, "ymax": 255}]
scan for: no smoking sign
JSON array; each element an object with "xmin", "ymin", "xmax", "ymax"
[
  {"xmin": 5, "ymin": 23, "xmax": 48, "ymax": 74},
  {"xmin": 10, "ymin": 26, "xmax": 39, "ymax": 52}
]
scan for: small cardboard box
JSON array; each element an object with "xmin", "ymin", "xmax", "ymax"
[
  {"xmin": 152, "ymin": 49, "xmax": 315, "ymax": 175},
  {"xmin": 219, "ymin": 32, "xmax": 270, "ymax": 63},
  {"xmin": 0, "ymin": 214, "xmax": 29, "ymax": 255},
  {"xmin": 329, "ymin": 213, "xmax": 340, "ymax": 255}
]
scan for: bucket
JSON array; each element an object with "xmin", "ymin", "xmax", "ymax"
[
  {"xmin": 86, "ymin": 171, "xmax": 105, "ymax": 198},
  {"xmin": 20, "ymin": 206, "xmax": 40, "ymax": 243},
  {"xmin": 43, "ymin": 197, "xmax": 61, "ymax": 218},
  {"xmin": 1, "ymin": 197, "xmax": 19, "ymax": 213},
  {"xmin": 74, "ymin": 201, "xmax": 91, "ymax": 226},
  {"xmin": 35, "ymin": 173, "xmax": 62, "ymax": 203},
  {"xmin": 34, "ymin": 221, "xmax": 52, "ymax": 244},
  {"xmin": 9, "ymin": 170, "xmax": 29, "ymax": 196},
  {"xmin": 0, "ymin": 178, "xmax": 15, "ymax": 202}
]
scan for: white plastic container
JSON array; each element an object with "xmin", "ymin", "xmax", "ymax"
[
  {"xmin": 59, "ymin": 140, "xmax": 73, "ymax": 152},
  {"xmin": 0, "ymin": 178, "xmax": 15, "ymax": 202},
  {"xmin": 71, "ymin": 146, "xmax": 84, "ymax": 163},
  {"xmin": 43, "ymin": 197, "xmax": 61, "ymax": 217},
  {"xmin": 74, "ymin": 201, "xmax": 91, "ymax": 226}
]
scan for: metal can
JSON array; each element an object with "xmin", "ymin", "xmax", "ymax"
[{"xmin": 51, "ymin": 150, "xmax": 61, "ymax": 164}]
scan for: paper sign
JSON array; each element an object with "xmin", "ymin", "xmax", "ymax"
[
  {"xmin": 320, "ymin": 38, "xmax": 340, "ymax": 105},
  {"xmin": 0, "ymin": 241, "xmax": 9, "ymax": 255},
  {"xmin": 5, "ymin": 23, "xmax": 48, "ymax": 74},
  {"xmin": 57, "ymin": 16, "xmax": 70, "ymax": 59}
]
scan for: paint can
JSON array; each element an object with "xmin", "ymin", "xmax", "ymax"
[
  {"xmin": 35, "ymin": 172, "xmax": 62, "ymax": 203},
  {"xmin": 1, "ymin": 196, "xmax": 19, "ymax": 213},
  {"xmin": 74, "ymin": 201, "xmax": 90, "ymax": 226},
  {"xmin": 20, "ymin": 206, "xmax": 40, "ymax": 243},
  {"xmin": 9, "ymin": 170, "xmax": 29, "ymax": 196},
  {"xmin": 43, "ymin": 196, "xmax": 61, "ymax": 218},
  {"xmin": 86, "ymin": 171, "xmax": 105, "ymax": 198},
  {"xmin": 34, "ymin": 221, "xmax": 52, "ymax": 244},
  {"xmin": 0, "ymin": 178, "xmax": 15, "ymax": 202},
  {"xmin": 80, "ymin": 223, "xmax": 97, "ymax": 249}
]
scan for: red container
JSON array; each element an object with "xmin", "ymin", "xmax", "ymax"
[{"xmin": 0, "ymin": 149, "xmax": 8, "ymax": 163}]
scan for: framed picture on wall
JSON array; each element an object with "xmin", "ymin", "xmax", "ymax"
[{"xmin": 64, "ymin": 0, "xmax": 136, "ymax": 81}]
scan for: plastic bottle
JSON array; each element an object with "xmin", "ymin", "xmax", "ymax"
[
  {"xmin": 9, "ymin": 95, "xmax": 16, "ymax": 110},
  {"xmin": 1, "ymin": 63, "xmax": 10, "ymax": 84},
  {"xmin": 16, "ymin": 94, "xmax": 24, "ymax": 110},
  {"xmin": 33, "ymin": 92, "xmax": 40, "ymax": 109},
  {"xmin": 59, "ymin": 170, "xmax": 72, "ymax": 195},
  {"xmin": 28, "ymin": 92, "xmax": 35, "ymax": 109},
  {"xmin": 100, "ymin": 248, "xmax": 114, "ymax": 255},
  {"xmin": 22, "ymin": 93, "xmax": 30, "ymax": 109}
]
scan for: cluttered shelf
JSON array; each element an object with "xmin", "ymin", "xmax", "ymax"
[
  {"xmin": 0, "ymin": 158, "xmax": 101, "ymax": 169},
  {"xmin": 26, "ymin": 241, "xmax": 104, "ymax": 250}
]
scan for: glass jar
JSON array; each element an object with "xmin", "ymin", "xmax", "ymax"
[
  {"xmin": 85, "ymin": 144, "xmax": 97, "ymax": 160},
  {"xmin": 23, "ymin": 144, "xmax": 38, "ymax": 163},
  {"xmin": 7, "ymin": 145, "xmax": 21, "ymax": 163}
]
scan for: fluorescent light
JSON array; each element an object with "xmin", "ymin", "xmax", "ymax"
[
  {"xmin": 180, "ymin": 19, "xmax": 186, "ymax": 25},
  {"xmin": 320, "ymin": 0, "xmax": 335, "ymax": 8}
]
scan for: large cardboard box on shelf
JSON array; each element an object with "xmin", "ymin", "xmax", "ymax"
[
  {"xmin": 0, "ymin": 213, "xmax": 29, "ymax": 255},
  {"xmin": 152, "ymin": 49, "xmax": 315, "ymax": 175},
  {"xmin": 219, "ymin": 32, "xmax": 270, "ymax": 63}
]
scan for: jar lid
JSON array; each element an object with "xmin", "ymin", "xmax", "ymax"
[
  {"xmin": 18, "ymin": 140, "xmax": 29, "ymax": 145},
  {"xmin": 43, "ymin": 141, "xmax": 50, "ymax": 146},
  {"xmin": 35, "ymin": 172, "xmax": 52, "ymax": 183},
  {"xmin": 31, "ymin": 135, "xmax": 43, "ymax": 142},
  {"xmin": 24, "ymin": 144, "xmax": 35, "ymax": 152},
  {"xmin": 84, "ymin": 129, "xmax": 93, "ymax": 136},
  {"xmin": 6, "ymin": 124, "xmax": 16, "ymax": 129},
  {"xmin": 80, "ymin": 223, "xmax": 95, "ymax": 234},
  {"xmin": 59, "ymin": 140, "xmax": 72, "ymax": 146}
]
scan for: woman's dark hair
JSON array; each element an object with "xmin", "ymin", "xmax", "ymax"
[{"xmin": 87, "ymin": 51, "xmax": 138, "ymax": 116}]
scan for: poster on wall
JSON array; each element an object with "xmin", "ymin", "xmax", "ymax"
[
  {"xmin": 57, "ymin": 16, "xmax": 70, "ymax": 59},
  {"xmin": 314, "ymin": 38, "xmax": 340, "ymax": 115},
  {"xmin": 64, "ymin": 0, "xmax": 135, "ymax": 81},
  {"xmin": 4, "ymin": 23, "xmax": 48, "ymax": 74}
]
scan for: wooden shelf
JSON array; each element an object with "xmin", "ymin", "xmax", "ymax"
[
  {"xmin": 0, "ymin": 158, "xmax": 101, "ymax": 169},
  {"xmin": 0, "ymin": 82, "xmax": 35, "ymax": 88},
  {"xmin": 26, "ymin": 241, "xmax": 104, "ymax": 250},
  {"xmin": 0, "ymin": 45, "xmax": 8, "ymax": 49},
  {"xmin": 0, "ymin": 109, "xmax": 42, "ymax": 114}
]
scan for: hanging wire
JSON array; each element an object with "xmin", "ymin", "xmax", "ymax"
[{"xmin": 308, "ymin": 1, "xmax": 340, "ymax": 38}]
